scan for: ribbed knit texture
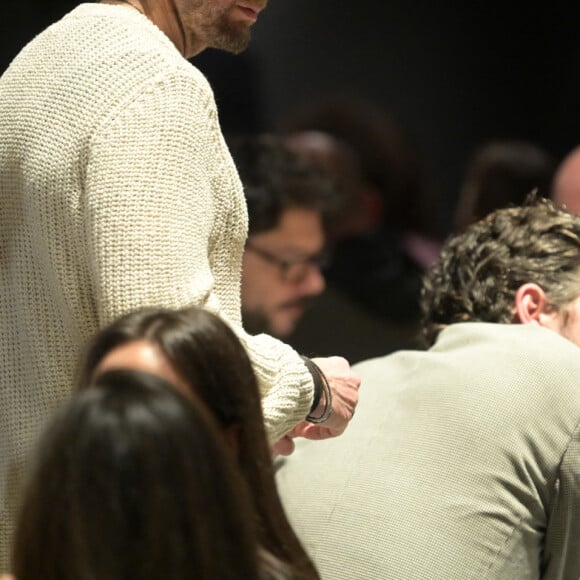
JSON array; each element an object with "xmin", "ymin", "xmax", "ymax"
[
  {"xmin": 0, "ymin": 4, "xmax": 312, "ymax": 570},
  {"xmin": 276, "ymin": 323, "xmax": 580, "ymax": 580}
]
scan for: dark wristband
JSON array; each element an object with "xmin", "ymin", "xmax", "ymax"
[
  {"xmin": 301, "ymin": 356, "xmax": 333, "ymax": 424},
  {"xmin": 301, "ymin": 356, "xmax": 323, "ymax": 412}
]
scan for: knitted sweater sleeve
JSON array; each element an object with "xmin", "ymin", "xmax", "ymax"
[
  {"xmin": 83, "ymin": 69, "xmax": 313, "ymax": 441},
  {"xmin": 236, "ymin": 331, "xmax": 314, "ymax": 442}
]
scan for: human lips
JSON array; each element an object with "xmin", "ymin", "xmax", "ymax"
[
  {"xmin": 236, "ymin": 3, "xmax": 262, "ymax": 22},
  {"xmin": 280, "ymin": 297, "xmax": 313, "ymax": 317}
]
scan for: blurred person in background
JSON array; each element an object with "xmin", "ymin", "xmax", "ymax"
[
  {"xmin": 278, "ymin": 107, "xmax": 432, "ymax": 362},
  {"xmin": 552, "ymin": 144, "xmax": 580, "ymax": 214},
  {"xmin": 229, "ymin": 134, "xmax": 342, "ymax": 339},
  {"xmin": 280, "ymin": 95, "xmax": 443, "ymax": 330},
  {"xmin": 454, "ymin": 140, "xmax": 555, "ymax": 231}
]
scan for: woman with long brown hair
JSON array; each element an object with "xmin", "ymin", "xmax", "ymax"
[
  {"xmin": 9, "ymin": 368, "xmax": 271, "ymax": 579},
  {"xmin": 77, "ymin": 305, "xmax": 319, "ymax": 580}
]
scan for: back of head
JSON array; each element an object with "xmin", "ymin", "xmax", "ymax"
[
  {"xmin": 78, "ymin": 306, "xmax": 276, "ymax": 512},
  {"xmin": 78, "ymin": 306, "xmax": 318, "ymax": 579},
  {"xmin": 228, "ymin": 133, "xmax": 340, "ymax": 236},
  {"xmin": 283, "ymin": 130, "xmax": 367, "ymax": 240},
  {"xmin": 455, "ymin": 140, "xmax": 555, "ymax": 231},
  {"xmin": 280, "ymin": 95, "xmax": 431, "ymax": 236},
  {"xmin": 421, "ymin": 197, "xmax": 580, "ymax": 347},
  {"xmin": 78, "ymin": 305, "xmax": 260, "ymax": 430},
  {"xmin": 12, "ymin": 369, "xmax": 261, "ymax": 580}
]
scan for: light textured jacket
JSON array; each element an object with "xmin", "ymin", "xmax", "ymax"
[{"xmin": 277, "ymin": 323, "xmax": 580, "ymax": 580}]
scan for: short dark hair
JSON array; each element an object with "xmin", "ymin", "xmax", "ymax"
[
  {"xmin": 228, "ymin": 133, "xmax": 340, "ymax": 235},
  {"xmin": 12, "ymin": 369, "xmax": 262, "ymax": 579},
  {"xmin": 77, "ymin": 305, "xmax": 317, "ymax": 579},
  {"xmin": 421, "ymin": 197, "xmax": 580, "ymax": 347}
]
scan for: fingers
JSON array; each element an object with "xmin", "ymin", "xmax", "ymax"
[
  {"xmin": 270, "ymin": 434, "xmax": 296, "ymax": 457},
  {"xmin": 311, "ymin": 355, "xmax": 351, "ymax": 374},
  {"xmin": 295, "ymin": 422, "xmax": 336, "ymax": 440}
]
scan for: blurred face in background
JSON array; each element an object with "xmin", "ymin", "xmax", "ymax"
[
  {"xmin": 552, "ymin": 146, "xmax": 580, "ymax": 215},
  {"xmin": 242, "ymin": 207, "xmax": 326, "ymax": 337}
]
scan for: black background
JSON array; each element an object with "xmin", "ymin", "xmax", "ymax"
[{"xmin": 3, "ymin": 1, "xmax": 579, "ymax": 234}]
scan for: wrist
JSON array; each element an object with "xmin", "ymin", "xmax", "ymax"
[{"xmin": 301, "ymin": 356, "xmax": 333, "ymax": 424}]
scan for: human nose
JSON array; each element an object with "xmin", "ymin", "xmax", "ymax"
[{"xmin": 298, "ymin": 265, "xmax": 325, "ymax": 295}]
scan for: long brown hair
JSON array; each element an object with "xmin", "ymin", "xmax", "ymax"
[
  {"xmin": 12, "ymin": 369, "xmax": 263, "ymax": 579},
  {"xmin": 78, "ymin": 305, "xmax": 318, "ymax": 579}
]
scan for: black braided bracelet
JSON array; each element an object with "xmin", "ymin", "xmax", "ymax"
[
  {"xmin": 301, "ymin": 356, "xmax": 333, "ymax": 424},
  {"xmin": 301, "ymin": 356, "xmax": 322, "ymax": 411}
]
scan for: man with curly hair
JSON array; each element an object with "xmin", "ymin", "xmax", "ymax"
[{"xmin": 276, "ymin": 198, "xmax": 580, "ymax": 580}]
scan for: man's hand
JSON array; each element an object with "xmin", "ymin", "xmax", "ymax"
[
  {"xmin": 271, "ymin": 434, "xmax": 296, "ymax": 457},
  {"xmin": 294, "ymin": 356, "xmax": 361, "ymax": 440},
  {"xmin": 270, "ymin": 356, "xmax": 360, "ymax": 456}
]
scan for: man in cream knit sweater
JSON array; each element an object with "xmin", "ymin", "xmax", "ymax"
[{"xmin": 0, "ymin": 0, "xmax": 360, "ymax": 569}]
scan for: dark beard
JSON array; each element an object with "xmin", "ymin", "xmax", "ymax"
[{"xmin": 242, "ymin": 309, "xmax": 273, "ymax": 336}]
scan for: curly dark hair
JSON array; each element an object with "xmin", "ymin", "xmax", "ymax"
[{"xmin": 421, "ymin": 197, "xmax": 580, "ymax": 347}]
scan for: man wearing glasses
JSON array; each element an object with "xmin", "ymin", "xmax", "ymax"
[{"xmin": 229, "ymin": 134, "xmax": 340, "ymax": 338}]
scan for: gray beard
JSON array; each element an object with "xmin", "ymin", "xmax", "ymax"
[{"xmin": 204, "ymin": 14, "xmax": 251, "ymax": 54}]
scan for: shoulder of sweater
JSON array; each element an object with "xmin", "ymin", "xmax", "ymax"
[{"xmin": 53, "ymin": 3, "xmax": 212, "ymax": 93}]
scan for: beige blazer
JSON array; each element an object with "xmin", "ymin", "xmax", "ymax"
[{"xmin": 277, "ymin": 323, "xmax": 580, "ymax": 580}]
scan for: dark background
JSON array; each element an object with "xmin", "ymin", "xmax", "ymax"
[{"xmin": 4, "ymin": 1, "xmax": 579, "ymax": 235}]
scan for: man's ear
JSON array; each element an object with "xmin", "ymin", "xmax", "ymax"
[{"xmin": 514, "ymin": 283, "xmax": 555, "ymax": 326}]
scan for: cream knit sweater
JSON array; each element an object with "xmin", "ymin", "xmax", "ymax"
[{"xmin": 0, "ymin": 3, "xmax": 313, "ymax": 568}]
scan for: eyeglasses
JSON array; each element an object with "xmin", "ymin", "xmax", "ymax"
[{"xmin": 245, "ymin": 242, "xmax": 329, "ymax": 284}]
